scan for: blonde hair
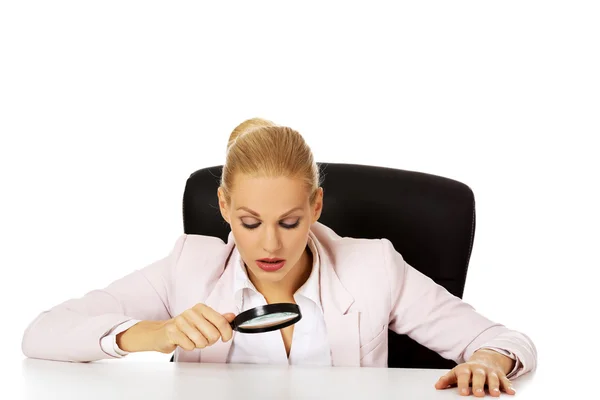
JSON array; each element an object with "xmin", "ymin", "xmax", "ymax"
[{"xmin": 220, "ymin": 117, "xmax": 321, "ymax": 205}]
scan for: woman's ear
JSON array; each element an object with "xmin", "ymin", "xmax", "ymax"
[
  {"xmin": 217, "ymin": 187, "xmax": 230, "ymax": 224},
  {"xmin": 312, "ymin": 187, "xmax": 324, "ymax": 223}
]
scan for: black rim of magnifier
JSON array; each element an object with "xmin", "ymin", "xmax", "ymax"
[{"xmin": 231, "ymin": 303, "xmax": 302, "ymax": 333}]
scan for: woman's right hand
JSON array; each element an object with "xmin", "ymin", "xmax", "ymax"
[{"xmin": 117, "ymin": 304, "xmax": 236, "ymax": 354}]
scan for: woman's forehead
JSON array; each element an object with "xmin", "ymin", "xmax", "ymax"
[
  {"xmin": 233, "ymin": 174, "xmax": 306, "ymax": 192},
  {"xmin": 230, "ymin": 175, "xmax": 310, "ymax": 213}
]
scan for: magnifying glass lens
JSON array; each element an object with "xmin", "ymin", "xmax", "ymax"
[
  {"xmin": 238, "ymin": 312, "xmax": 299, "ymax": 329},
  {"xmin": 231, "ymin": 303, "xmax": 302, "ymax": 333}
]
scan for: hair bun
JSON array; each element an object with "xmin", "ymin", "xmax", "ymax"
[{"xmin": 227, "ymin": 117, "xmax": 277, "ymax": 152}]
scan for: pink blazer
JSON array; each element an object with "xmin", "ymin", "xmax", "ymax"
[{"xmin": 22, "ymin": 222, "xmax": 536, "ymax": 378}]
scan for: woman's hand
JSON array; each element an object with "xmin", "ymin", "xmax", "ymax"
[
  {"xmin": 117, "ymin": 304, "xmax": 236, "ymax": 354},
  {"xmin": 434, "ymin": 349, "xmax": 516, "ymax": 397}
]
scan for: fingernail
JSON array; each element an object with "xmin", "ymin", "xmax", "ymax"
[
  {"xmin": 462, "ymin": 388, "xmax": 469, "ymax": 394},
  {"xmin": 476, "ymin": 388, "xmax": 484, "ymax": 393},
  {"xmin": 509, "ymin": 386, "xmax": 516, "ymax": 392}
]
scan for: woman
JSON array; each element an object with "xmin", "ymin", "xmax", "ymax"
[{"xmin": 22, "ymin": 118, "xmax": 537, "ymax": 397}]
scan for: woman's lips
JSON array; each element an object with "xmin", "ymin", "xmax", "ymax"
[{"xmin": 256, "ymin": 260, "xmax": 286, "ymax": 272}]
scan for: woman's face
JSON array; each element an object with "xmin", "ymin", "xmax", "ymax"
[{"xmin": 218, "ymin": 174, "xmax": 323, "ymax": 285}]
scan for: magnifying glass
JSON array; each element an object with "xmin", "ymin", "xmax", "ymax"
[{"xmin": 230, "ymin": 303, "xmax": 302, "ymax": 333}]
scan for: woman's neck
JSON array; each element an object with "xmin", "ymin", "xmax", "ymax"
[{"xmin": 249, "ymin": 246, "xmax": 313, "ymax": 301}]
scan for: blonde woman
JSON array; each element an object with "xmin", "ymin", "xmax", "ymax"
[{"xmin": 22, "ymin": 118, "xmax": 537, "ymax": 397}]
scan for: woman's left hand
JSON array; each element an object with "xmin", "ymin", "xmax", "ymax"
[{"xmin": 434, "ymin": 349, "xmax": 516, "ymax": 397}]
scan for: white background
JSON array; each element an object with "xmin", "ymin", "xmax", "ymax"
[{"xmin": 1, "ymin": 1, "xmax": 598, "ymax": 397}]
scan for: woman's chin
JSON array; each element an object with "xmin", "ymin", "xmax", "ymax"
[
  {"xmin": 257, "ymin": 268, "xmax": 288, "ymax": 280},
  {"xmin": 248, "ymin": 265, "xmax": 287, "ymax": 280}
]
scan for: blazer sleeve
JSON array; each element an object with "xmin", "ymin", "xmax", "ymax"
[
  {"xmin": 382, "ymin": 238, "xmax": 537, "ymax": 379},
  {"xmin": 21, "ymin": 234, "xmax": 188, "ymax": 362}
]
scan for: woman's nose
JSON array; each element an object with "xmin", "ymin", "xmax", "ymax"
[{"xmin": 262, "ymin": 226, "xmax": 282, "ymax": 254}]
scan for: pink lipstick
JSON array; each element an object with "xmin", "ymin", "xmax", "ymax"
[{"xmin": 256, "ymin": 258, "xmax": 286, "ymax": 272}]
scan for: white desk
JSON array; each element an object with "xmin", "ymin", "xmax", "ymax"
[{"xmin": 17, "ymin": 358, "xmax": 537, "ymax": 399}]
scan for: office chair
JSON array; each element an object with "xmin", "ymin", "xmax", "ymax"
[{"xmin": 175, "ymin": 162, "xmax": 476, "ymax": 369}]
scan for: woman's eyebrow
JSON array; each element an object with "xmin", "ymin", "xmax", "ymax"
[{"xmin": 236, "ymin": 206, "xmax": 303, "ymax": 219}]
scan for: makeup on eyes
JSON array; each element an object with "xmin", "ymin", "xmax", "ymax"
[{"xmin": 240, "ymin": 217, "xmax": 301, "ymax": 230}]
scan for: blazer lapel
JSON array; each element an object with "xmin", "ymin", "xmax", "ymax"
[{"xmin": 310, "ymin": 229, "xmax": 361, "ymax": 367}]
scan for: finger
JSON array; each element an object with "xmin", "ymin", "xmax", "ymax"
[
  {"xmin": 456, "ymin": 367, "xmax": 472, "ymax": 396},
  {"xmin": 223, "ymin": 312, "xmax": 236, "ymax": 323},
  {"xmin": 198, "ymin": 305, "xmax": 235, "ymax": 342},
  {"xmin": 487, "ymin": 372, "xmax": 501, "ymax": 397},
  {"xmin": 166, "ymin": 325, "xmax": 196, "ymax": 351},
  {"xmin": 435, "ymin": 370, "xmax": 456, "ymax": 389},
  {"xmin": 471, "ymin": 368, "xmax": 487, "ymax": 397},
  {"xmin": 500, "ymin": 375, "xmax": 516, "ymax": 395},
  {"xmin": 174, "ymin": 316, "xmax": 209, "ymax": 348},
  {"xmin": 186, "ymin": 312, "xmax": 222, "ymax": 345}
]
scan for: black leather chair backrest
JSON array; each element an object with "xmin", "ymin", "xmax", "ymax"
[{"xmin": 181, "ymin": 162, "xmax": 476, "ymax": 369}]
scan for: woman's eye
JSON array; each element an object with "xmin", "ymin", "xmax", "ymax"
[
  {"xmin": 241, "ymin": 222, "xmax": 260, "ymax": 230},
  {"xmin": 280, "ymin": 219, "xmax": 300, "ymax": 229},
  {"xmin": 240, "ymin": 219, "xmax": 300, "ymax": 230}
]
